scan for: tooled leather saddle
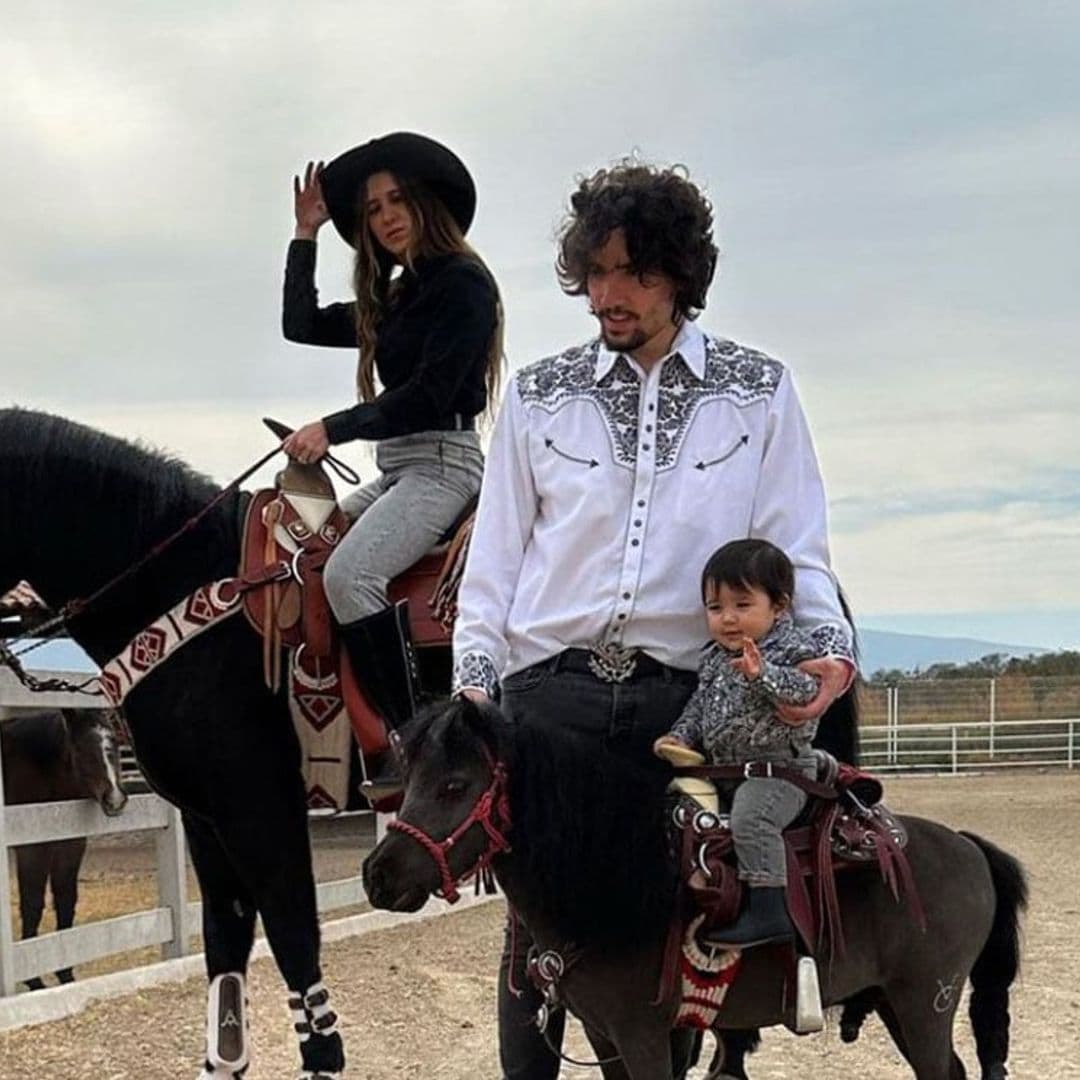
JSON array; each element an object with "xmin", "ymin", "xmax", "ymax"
[
  {"xmin": 671, "ymin": 756, "xmax": 924, "ymax": 961},
  {"xmin": 238, "ymin": 423, "xmax": 475, "ymax": 809}
]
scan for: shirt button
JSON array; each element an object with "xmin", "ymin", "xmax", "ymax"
[
  {"xmin": 617, "ymin": 613, "xmax": 627, "ymax": 620},
  {"xmin": 637, "ymin": 500, "xmax": 645, "ymax": 508},
  {"xmin": 631, "ymin": 539, "xmax": 640, "ymax": 547},
  {"xmin": 648, "ymin": 403, "xmax": 655, "ymax": 411},
  {"xmin": 642, "ymin": 443, "xmax": 650, "ymax": 451},
  {"xmin": 634, "ymin": 519, "xmax": 642, "ymax": 527},
  {"xmin": 622, "ymin": 591, "xmax": 631, "ymax": 600},
  {"xmin": 645, "ymin": 424, "xmax": 653, "ymax": 433}
]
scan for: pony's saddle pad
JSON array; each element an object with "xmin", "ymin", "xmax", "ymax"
[
  {"xmin": 675, "ymin": 757, "xmax": 918, "ymax": 954},
  {"xmin": 239, "ymin": 458, "xmax": 475, "ymax": 755}
]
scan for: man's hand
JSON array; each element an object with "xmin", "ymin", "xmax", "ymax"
[
  {"xmin": 459, "ymin": 689, "xmax": 490, "ymax": 706},
  {"xmin": 282, "ymin": 421, "xmax": 330, "ymax": 464},
  {"xmin": 776, "ymin": 657, "xmax": 851, "ymax": 726},
  {"xmin": 293, "ymin": 161, "xmax": 329, "ymax": 240},
  {"xmin": 730, "ymin": 637, "xmax": 762, "ymax": 680}
]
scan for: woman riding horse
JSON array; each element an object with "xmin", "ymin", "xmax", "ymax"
[{"xmin": 281, "ymin": 132, "xmax": 503, "ymax": 796}]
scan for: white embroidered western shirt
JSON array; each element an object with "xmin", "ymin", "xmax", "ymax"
[{"xmin": 453, "ymin": 321, "xmax": 854, "ymax": 698}]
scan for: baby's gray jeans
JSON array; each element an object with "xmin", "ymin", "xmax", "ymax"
[
  {"xmin": 324, "ymin": 431, "xmax": 483, "ymax": 623},
  {"xmin": 728, "ymin": 757, "xmax": 816, "ymax": 887}
]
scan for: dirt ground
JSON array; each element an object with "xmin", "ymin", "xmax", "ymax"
[{"xmin": 2, "ymin": 770, "xmax": 1078, "ymax": 1079}]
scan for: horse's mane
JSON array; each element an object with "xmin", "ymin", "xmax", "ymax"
[
  {"xmin": 0, "ymin": 711, "xmax": 68, "ymax": 769},
  {"xmin": 0, "ymin": 409, "xmax": 243, "ymax": 648},
  {"xmin": 404, "ymin": 698, "xmax": 679, "ymax": 946},
  {"xmin": 0, "ymin": 408, "xmax": 221, "ymax": 538}
]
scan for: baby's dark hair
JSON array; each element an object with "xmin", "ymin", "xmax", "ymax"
[{"xmin": 701, "ymin": 538, "xmax": 795, "ymax": 607}]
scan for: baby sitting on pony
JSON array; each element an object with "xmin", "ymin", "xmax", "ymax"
[{"xmin": 654, "ymin": 537, "xmax": 834, "ymax": 949}]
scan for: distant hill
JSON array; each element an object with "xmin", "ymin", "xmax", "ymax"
[{"xmin": 857, "ymin": 628, "xmax": 1045, "ymax": 677}]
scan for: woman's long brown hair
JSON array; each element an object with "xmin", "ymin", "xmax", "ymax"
[{"xmin": 351, "ymin": 175, "xmax": 503, "ymax": 419}]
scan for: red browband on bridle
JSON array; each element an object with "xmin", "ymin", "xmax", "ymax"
[{"xmin": 387, "ymin": 753, "xmax": 512, "ymax": 904}]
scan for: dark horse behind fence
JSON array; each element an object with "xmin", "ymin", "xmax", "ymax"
[
  {"xmin": 0, "ymin": 408, "xmax": 375, "ymax": 1078},
  {"xmin": 364, "ymin": 698, "xmax": 1028, "ymax": 1080},
  {"xmin": 1, "ymin": 706, "xmax": 127, "ymax": 989}
]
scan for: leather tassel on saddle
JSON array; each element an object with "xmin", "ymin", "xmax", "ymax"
[{"xmin": 262, "ymin": 496, "xmax": 284, "ymax": 692}]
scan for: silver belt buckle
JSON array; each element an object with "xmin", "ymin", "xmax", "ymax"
[{"xmin": 587, "ymin": 642, "xmax": 639, "ymax": 683}]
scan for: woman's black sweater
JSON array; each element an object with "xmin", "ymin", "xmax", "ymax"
[{"xmin": 282, "ymin": 239, "xmax": 498, "ymax": 444}]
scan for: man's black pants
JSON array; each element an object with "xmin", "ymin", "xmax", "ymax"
[{"xmin": 497, "ymin": 649, "xmax": 698, "ymax": 1080}]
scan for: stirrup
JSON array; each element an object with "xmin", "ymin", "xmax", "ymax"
[{"xmin": 794, "ymin": 955, "xmax": 824, "ymax": 1033}]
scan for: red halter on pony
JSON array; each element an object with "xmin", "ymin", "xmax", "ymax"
[{"xmin": 387, "ymin": 748, "xmax": 511, "ymax": 903}]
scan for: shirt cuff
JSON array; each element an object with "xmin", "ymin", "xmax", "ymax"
[{"xmin": 452, "ymin": 650, "xmax": 501, "ymax": 700}]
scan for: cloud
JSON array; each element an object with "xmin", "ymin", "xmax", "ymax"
[{"xmin": 2, "ymin": 1, "xmax": 1078, "ymax": 623}]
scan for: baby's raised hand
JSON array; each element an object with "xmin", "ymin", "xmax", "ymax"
[{"xmin": 730, "ymin": 637, "xmax": 762, "ymax": 679}]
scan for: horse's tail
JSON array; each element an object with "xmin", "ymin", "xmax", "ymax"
[{"xmin": 961, "ymin": 830, "xmax": 1028, "ymax": 1080}]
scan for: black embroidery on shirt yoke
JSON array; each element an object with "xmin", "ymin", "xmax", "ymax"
[{"xmin": 517, "ymin": 336, "xmax": 785, "ymax": 471}]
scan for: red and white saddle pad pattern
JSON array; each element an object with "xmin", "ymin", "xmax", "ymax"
[
  {"xmin": 289, "ymin": 647, "xmax": 351, "ymax": 811},
  {"xmin": 98, "ymin": 579, "xmax": 244, "ymax": 706},
  {"xmin": 674, "ymin": 916, "xmax": 742, "ymax": 1030}
]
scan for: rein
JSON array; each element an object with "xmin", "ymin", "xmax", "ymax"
[{"xmin": 387, "ymin": 752, "xmax": 512, "ymax": 904}]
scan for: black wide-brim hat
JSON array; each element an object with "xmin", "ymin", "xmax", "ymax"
[{"xmin": 320, "ymin": 132, "xmax": 477, "ymax": 248}]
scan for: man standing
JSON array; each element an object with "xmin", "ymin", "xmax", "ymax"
[{"xmin": 453, "ymin": 161, "xmax": 854, "ymax": 1079}]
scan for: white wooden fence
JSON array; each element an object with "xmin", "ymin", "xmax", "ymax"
[
  {"xmin": 861, "ymin": 716, "xmax": 1079, "ymax": 773},
  {"xmin": 0, "ymin": 666, "xmax": 372, "ymax": 998}
]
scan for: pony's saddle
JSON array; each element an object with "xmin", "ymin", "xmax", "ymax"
[
  {"xmin": 238, "ymin": 455, "xmax": 474, "ymax": 772},
  {"xmin": 672, "ymin": 754, "xmax": 922, "ymax": 956}
]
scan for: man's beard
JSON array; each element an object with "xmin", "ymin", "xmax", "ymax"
[{"xmin": 599, "ymin": 322, "xmax": 647, "ymax": 353}]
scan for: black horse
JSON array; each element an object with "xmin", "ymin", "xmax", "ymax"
[
  {"xmin": 364, "ymin": 697, "xmax": 1028, "ymax": 1080},
  {"xmin": 1, "ymin": 706, "xmax": 127, "ymax": 989},
  {"xmin": 0, "ymin": 408, "xmax": 357, "ymax": 1078}
]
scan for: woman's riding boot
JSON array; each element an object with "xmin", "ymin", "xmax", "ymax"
[
  {"xmin": 339, "ymin": 600, "xmax": 418, "ymax": 804},
  {"xmin": 705, "ymin": 885, "xmax": 793, "ymax": 948}
]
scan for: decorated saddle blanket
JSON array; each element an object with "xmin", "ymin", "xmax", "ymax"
[{"xmin": 239, "ymin": 459, "xmax": 474, "ymax": 811}]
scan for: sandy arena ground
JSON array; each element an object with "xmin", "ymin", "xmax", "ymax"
[{"xmin": 2, "ymin": 770, "xmax": 1078, "ymax": 1079}]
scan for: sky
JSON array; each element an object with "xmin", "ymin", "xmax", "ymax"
[{"xmin": 3, "ymin": 1, "xmax": 1078, "ymax": 650}]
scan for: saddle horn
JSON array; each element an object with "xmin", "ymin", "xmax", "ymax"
[{"xmin": 262, "ymin": 417, "xmax": 361, "ymax": 486}]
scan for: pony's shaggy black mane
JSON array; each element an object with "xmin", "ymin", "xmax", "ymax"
[{"xmin": 403, "ymin": 698, "xmax": 679, "ymax": 947}]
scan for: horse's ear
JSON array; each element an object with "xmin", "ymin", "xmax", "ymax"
[{"xmin": 456, "ymin": 695, "xmax": 507, "ymax": 755}]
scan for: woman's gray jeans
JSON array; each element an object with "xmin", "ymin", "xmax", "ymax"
[{"xmin": 324, "ymin": 431, "xmax": 483, "ymax": 623}]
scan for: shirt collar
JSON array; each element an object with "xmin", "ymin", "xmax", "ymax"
[{"xmin": 593, "ymin": 320, "xmax": 707, "ymax": 384}]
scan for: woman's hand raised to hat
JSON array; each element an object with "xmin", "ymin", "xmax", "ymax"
[{"xmin": 293, "ymin": 161, "xmax": 330, "ymax": 240}]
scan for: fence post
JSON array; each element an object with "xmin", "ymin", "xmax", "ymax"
[
  {"xmin": 890, "ymin": 686, "xmax": 900, "ymax": 765},
  {"xmin": 0, "ymin": 740, "xmax": 17, "ymax": 996},
  {"xmin": 988, "ymin": 678, "xmax": 996, "ymax": 759},
  {"xmin": 951, "ymin": 725, "xmax": 959, "ymax": 775},
  {"xmin": 155, "ymin": 802, "xmax": 194, "ymax": 960},
  {"xmin": 1070, "ymin": 721, "xmax": 1075, "ymax": 770}
]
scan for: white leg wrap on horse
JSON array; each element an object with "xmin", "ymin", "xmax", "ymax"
[
  {"xmin": 794, "ymin": 955, "xmax": 824, "ymax": 1033},
  {"xmin": 206, "ymin": 972, "xmax": 250, "ymax": 1071},
  {"xmin": 288, "ymin": 980, "xmax": 340, "ymax": 1044}
]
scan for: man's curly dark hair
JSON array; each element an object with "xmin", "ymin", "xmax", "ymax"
[{"xmin": 556, "ymin": 161, "xmax": 718, "ymax": 320}]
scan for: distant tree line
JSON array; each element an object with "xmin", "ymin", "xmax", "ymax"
[{"xmin": 866, "ymin": 650, "xmax": 1080, "ymax": 685}]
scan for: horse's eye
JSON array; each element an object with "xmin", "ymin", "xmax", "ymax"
[{"xmin": 440, "ymin": 778, "xmax": 468, "ymax": 798}]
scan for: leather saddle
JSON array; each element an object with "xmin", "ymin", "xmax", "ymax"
[
  {"xmin": 672, "ymin": 757, "xmax": 921, "ymax": 957},
  {"xmin": 238, "ymin": 426, "xmax": 475, "ymax": 761}
]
